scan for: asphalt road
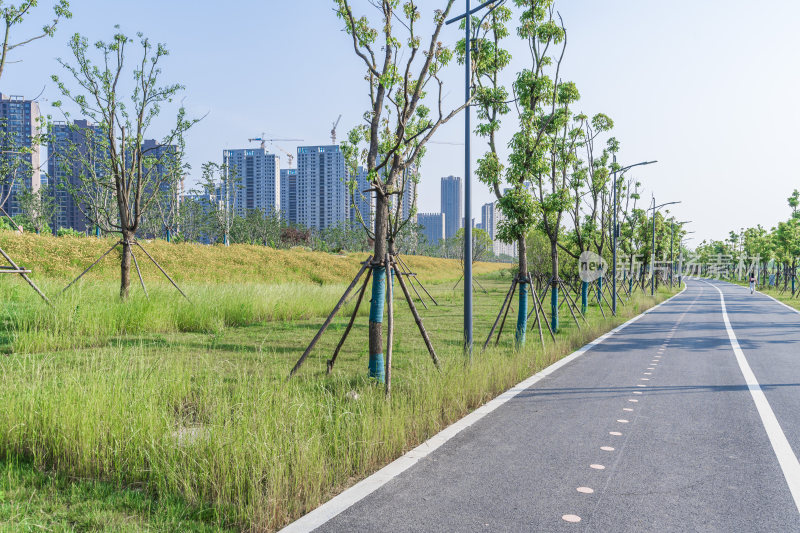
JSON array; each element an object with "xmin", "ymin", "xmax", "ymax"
[{"xmin": 295, "ymin": 280, "xmax": 800, "ymax": 532}]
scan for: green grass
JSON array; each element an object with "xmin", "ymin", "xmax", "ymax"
[
  {"xmin": 0, "ymin": 269, "xmax": 675, "ymax": 531},
  {"xmin": 0, "ymin": 280, "xmax": 376, "ymax": 353},
  {"xmin": 0, "ymin": 457, "xmax": 229, "ymax": 532}
]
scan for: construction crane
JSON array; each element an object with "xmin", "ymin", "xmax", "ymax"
[
  {"xmin": 269, "ymin": 143, "xmax": 296, "ymax": 167},
  {"xmin": 247, "ymin": 134, "xmax": 303, "ymax": 150},
  {"xmin": 247, "ymin": 134, "xmax": 304, "ymax": 167},
  {"xmin": 330, "ymin": 114, "xmax": 342, "ymax": 145}
]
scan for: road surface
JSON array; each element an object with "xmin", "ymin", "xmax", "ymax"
[{"xmin": 286, "ymin": 280, "xmax": 800, "ymax": 532}]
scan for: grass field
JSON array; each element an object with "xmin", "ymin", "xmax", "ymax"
[{"xmin": 0, "ymin": 232, "xmax": 676, "ymax": 531}]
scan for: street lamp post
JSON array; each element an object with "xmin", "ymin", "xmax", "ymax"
[
  {"xmin": 612, "ymin": 158, "xmax": 657, "ymax": 315},
  {"xmin": 446, "ymin": 0, "xmax": 505, "ymax": 358},
  {"xmin": 669, "ymin": 219, "xmax": 691, "ymax": 288},
  {"xmin": 648, "ymin": 198, "xmax": 681, "ymax": 296},
  {"xmin": 679, "ymin": 232, "xmax": 696, "ymax": 285}
]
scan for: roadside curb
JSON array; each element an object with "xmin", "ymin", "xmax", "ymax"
[{"xmin": 280, "ymin": 285, "xmax": 689, "ymax": 533}]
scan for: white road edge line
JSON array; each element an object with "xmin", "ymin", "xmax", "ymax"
[
  {"xmin": 757, "ymin": 290, "xmax": 800, "ymax": 316},
  {"xmin": 708, "ymin": 277, "xmax": 800, "ymax": 316},
  {"xmin": 280, "ymin": 285, "xmax": 689, "ymax": 533},
  {"xmin": 703, "ymin": 280, "xmax": 800, "ymax": 514}
]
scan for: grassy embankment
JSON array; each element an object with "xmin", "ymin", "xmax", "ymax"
[{"xmin": 0, "ymin": 231, "xmax": 676, "ymax": 531}]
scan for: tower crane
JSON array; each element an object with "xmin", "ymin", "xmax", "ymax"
[
  {"xmin": 330, "ymin": 114, "xmax": 342, "ymax": 145},
  {"xmin": 247, "ymin": 133, "xmax": 304, "ymax": 167},
  {"xmin": 270, "ymin": 143, "xmax": 296, "ymax": 167}
]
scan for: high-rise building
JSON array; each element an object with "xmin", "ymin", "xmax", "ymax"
[
  {"xmin": 440, "ymin": 175, "xmax": 462, "ymax": 239},
  {"xmin": 223, "ymin": 147, "xmax": 280, "ymax": 216},
  {"xmin": 48, "ymin": 119, "xmax": 104, "ymax": 232},
  {"xmin": 280, "ymin": 168, "xmax": 298, "ymax": 225},
  {"xmin": 481, "ymin": 200, "xmax": 516, "ymax": 258},
  {"xmin": 0, "ymin": 93, "xmax": 41, "ymax": 217},
  {"xmin": 297, "ymin": 145, "xmax": 348, "ymax": 229},
  {"xmin": 417, "ymin": 212, "xmax": 445, "ymax": 246},
  {"xmin": 481, "ymin": 201, "xmax": 497, "ymax": 239},
  {"xmin": 350, "ymin": 166, "xmax": 374, "ymax": 228},
  {"xmin": 400, "ymin": 165, "xmax": 418, "ymax": 223}
]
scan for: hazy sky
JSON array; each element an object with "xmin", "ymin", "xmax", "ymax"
[{"xmin": 4, "ymin": 0, "xmax": 800, "ymax": 244}]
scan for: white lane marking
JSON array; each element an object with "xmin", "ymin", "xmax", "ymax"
[
  {"xmin": 562, "ymin": 514, "xmax": 582, "ymax": 522},
  {"xmin": 590, "ymin": 464, "xmax": 606, "ymax": 470},
  {"xmin": 577, "ymin": 487, "xmax": 594, "ymax": 494},
  {"xmin": 279, "ymin": 287, "xmax": 689, "ymax": 532},
  {"xmin": 756, "ymin": 289, "xmax": 800, "ymax": 316},
  {"xmin": 703, "ymin": 281, "xmax": 800, "ymax": 514}
]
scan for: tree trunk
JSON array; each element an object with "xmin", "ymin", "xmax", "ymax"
[
  {"xmin": 368, "ymin": 193, "xmax": 389, "ymax": 382},
  {"xmin": 581, "ymin": 280, "xmax": 588, "ymax": 314},
  {"xmin": 597, "ymin": 273, "xmax": 603, "ymax": 304},
  {"xmin": 120, "ymin": 230, "xmax": 133, "ymax": 299},
  {"xmin": 550, "ymin": 238, "xmax": 559, "ymax": 333},
  {"xmin": 515, "ymin": 236, "xmax": 528, "ymax": 348}
]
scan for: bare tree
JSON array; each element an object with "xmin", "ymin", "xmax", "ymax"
[{"xmin": 51, "ymin": 29, "xmax": 196, "ymax": 298}]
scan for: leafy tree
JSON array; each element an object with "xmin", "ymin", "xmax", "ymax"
[
  {"xmin": 335, "ymin": 0, "xmax": 469, "ymax": 378},
  {"xmin": 1, "ymin": 0, "xmax": 71, "ymax": 79},
  {"xmin": 563, "ymin": 115, "xmax": 615, "ymax": 311},
  {"xmin": 52, "ymin": 29, "xmax": 196, "ymax": 298},
  {"xmin": 200, "ymin": 161, "xmax": 238, "ymax": 245},
  {"xmin": 229, "ymin": 208, "xmax": 283, "ymax": 247},
  {"xmin": 457, "ymin": 227, "xmax": 493, "ymax": 264},
  {"xmin": 175, "ymin": 192, "xmax": 208, "ymax": 243},
  {"xmin": 17, "ymin": 183, "xmax": 56, "ymax": 233}
]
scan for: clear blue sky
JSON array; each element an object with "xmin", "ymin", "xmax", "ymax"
[{"xmin": 4, "ymin": 0, "xmax": 800, "ymax": 244}]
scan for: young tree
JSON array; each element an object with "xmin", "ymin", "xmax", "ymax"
[
  {"xmin": 52, "ymin": 29, "xmax": 196, "ymax": 298},
  {"xmin": 176, "ymin": 190, "xmax": 209, "ymax": 243},
  {"xmin": 1, "ymin": 0, "xmax": 71, "ymax": 79},
  {"xmin": 200, "ymin": 161, "xmax": 239, "ymax": 246},
  {"xmin": 562, "ymin": 116, "xmax": 615, "ymax": 312},
  {"xmin": 17, "ymin": 183, "xmax": 56, "ymax": 233},
  {"xmin": 336, "ymin": 0, "xmax": 470, "ymax": 380}
]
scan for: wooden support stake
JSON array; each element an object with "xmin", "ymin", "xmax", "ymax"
[
  {"xmin": 61, "ymin": 240, "xmax": 121, "ymax": 295},
  {"xmin": 134, "ymin": 242, "xmax": 191, "ymax": 303},
  {"xmin": 483, "ymin": 278, "xmax": 516, "ymax": 352},
  {"xmin": 290, "ymin": 256, "xmax": 372, "ymax": 377},
  {"xmin": 528, "ymin": 273, "xmax": 546, "ymax": 348},
  {"xmin": 327, "ymin": 267, "xmax": 372, "ymax": 374},
  {"xmin": 559, "ymin": 279, "xmax": 582, "ymax": 330},
  {"xmin": 394, "ymin": 256, "xmax": 440, "ymax": 370},
  {"xmin": 0, "ymin": 245, "xmax": 51, "ymax": 304},
  {"xmin": 385, "ymin": 254, "xmax": 394, "ymax": 397},
  {"xmin": 397, "ymin": 255, "xmax": 438, "ymax": 306},
  {"xmin": 560, "ymin": 279, "xmax": 587, "ymax": 324},
  {"xmin": 474, "ymin": 276, "xmax": 488, "ymax": 294},
  {"xmin": 531, "ymin": 278, "xmax": 556, "ymax": 342},
  {"xmin": 496, "ymin": 278, "xmax": 518, "ymax": 346},
  {"xmin": 130, "ymin": 249, "xmax": 149, "ymax": 300}
]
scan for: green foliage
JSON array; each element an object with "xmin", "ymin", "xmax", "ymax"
[
  {"xmin": 51, "ymin": 28, "xmax": 196, "ymax": 240},
  {"xmin": 0, "ymin": 1, "xmax": 72, "ymax": 80},
  {"xmin": 335, "ymin": 0, "xmax": 464, "ymax": 245},
  {"xmin": 56, "ymin": 226, "xmax": 84, "ymax": 237}
]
